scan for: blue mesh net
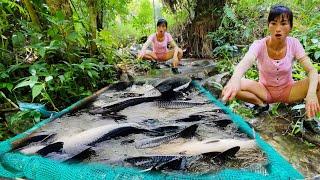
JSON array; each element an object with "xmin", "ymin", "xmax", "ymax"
[{"xmin": 0, "ymin": 81, "xmax": 303, "ymax": 179}]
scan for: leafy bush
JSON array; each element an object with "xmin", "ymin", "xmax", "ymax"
[
  {"xmin": 294, "ymin": 24, "xmax": 320, "ymax": 62},
  {"xmin": 129, "ymin": 0, "xmax": 154, "ymax": 37},
  {"xmin": 1, "ymin": 59, "xmax": 116, "ymax": 110},
  {"xmin": 7, "ymin": 110, "xmax": 41, "ymax": 134}
]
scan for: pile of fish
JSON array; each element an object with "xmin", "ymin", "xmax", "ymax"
[{"xmin": 13, "ymin": 76, "xmax": 267, "ymax": 174}]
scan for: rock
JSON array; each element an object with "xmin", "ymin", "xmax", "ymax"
[{"xmin": 203, "ymin": 72, "xmax": 231, "ymax": 97}]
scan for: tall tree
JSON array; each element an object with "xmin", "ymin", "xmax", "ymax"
[
  {"xmin": 21, "ymin": 0, "xmax": 41, "ymax": 30},
  {"xmin": 163, "ymin": 0, "xmax": 226, "ymax": 58},
  {"xmin": 87, "ymin": 0, "xmax": 98, "ymax": 55}
]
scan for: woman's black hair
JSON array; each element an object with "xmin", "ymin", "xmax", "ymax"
[
  {"xmin": 157, "ymin": 18, "xmax": 168, "ymax": 27},
  {"xmin": 268, "ymin": 5, "xmax": 293, "ymax": 28}
]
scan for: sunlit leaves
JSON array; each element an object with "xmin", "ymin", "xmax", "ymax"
[
  {"xmin": 32, "ymin": 84, "xmax": 44, "ymax": 100},
  {"xmin": 14, "ymin": 76, "xmax": 38, "ymax": 89}
]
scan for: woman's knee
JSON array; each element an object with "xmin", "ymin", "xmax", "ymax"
[{"xmin": 240, "ymin": 78, "xmax": 268, "ymax": 101}]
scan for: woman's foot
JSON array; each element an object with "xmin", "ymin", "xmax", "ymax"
[
  {"xmin": 171, "ymin": 67, "xmax": 180, "ymax": 74},
  {"xmin": 253, "ymin": 104, "xmax": 270, "ymax": 115}
]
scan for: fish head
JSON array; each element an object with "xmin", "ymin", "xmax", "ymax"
[{"xmin": 153, "ymin": 76, "xmax": 191, "ymax": 94}]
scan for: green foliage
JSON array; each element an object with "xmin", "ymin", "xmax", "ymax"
[
  {"xmin": 290, "ymin": 119, "xmax": 303, "ymax": 136},
  {"xmin": 134, "ymin": 60, "xmax": 152, "ymax": 72},
  {"xmin": 102, "ymin": 0, "xmax": 130, "ymax": 23},
  {"xmin": 108, "ymin": 23, "xmax": 139, "ymax": 47},
  {"xmin": 161, "ymin": 4, "xmax": 189, "ymax": 34},
  {"xmin": 31, "ymin": 11, "xmax": 83, "ymax": 63},
  {"xmin": 130, "ymin": 0, "xmax": 154, "ymax": 36},
  {"xmin": 244, "ymin": 66, "xmax": 259, "ymax": 81},
  {"xmin": 1, "ymin": 59, "xmax": 116, "ymax": 110},
  {"xmin": 294, "ymin": 24, "xmax": 320, "ymax": 62},
  {"xmin": 0, "ymin": 123, "xmax": 11, "ymax": 141},
  {"xmin": 229, "ymin": 100, "xmax": 255, "ymax": 119},
  {"xmin": 96, "ymin": 29, "xmax": 119, "ymax": 63},
  {"xmin": 215, "ymin": 58, "xmax": 234, "ymax": 73},
  {"xmin": 212, "ymin": 43, "xmax": 238, "ymax": 59},
  {"xmin": 270, "ymin": 103, "xmax": 280, "ymax": 116},
  {"xmin": 208, "ymin": 3, "xmax": 264, "ymax": 56},
  {"xmin": 7, "ymin": 110, "xmax": 41, "ymax": 134},
  {"xmin": 292, "ymin": 63, "xmax": 306, "ymax": 81}
]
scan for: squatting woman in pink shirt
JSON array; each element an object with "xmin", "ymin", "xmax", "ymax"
[
  {"xmin": 221, "ymin": 5, "xmax": 320, "ymax": 133},
  {"xmin": 138, "ymin": 18, "xmax": 183, "ymax": 68}
]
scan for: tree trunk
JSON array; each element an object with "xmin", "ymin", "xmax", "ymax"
[
  {"xmin": 164, "ymin": 0, "xmax": 226, "ymax": 58},
  {"xmin": 97, "ymin": 7, "xmax": 103, "ymax": 32},
  {"xmin": 21, "ymin": 0, "xmax": 41, "ymax": 30},
  {"xmin": 87, "ymin": 0, "xmax": 97, "ymax": 55},
  {"xmin": 184, "ymin": 0, "xmax": 225, "ymax": 58}
]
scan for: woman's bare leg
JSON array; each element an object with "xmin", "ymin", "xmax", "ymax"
[
  {"xmin": 140, "ymin": 50, "xmax": 158, "ymax": 60},
  {"xmin": 163, "ymin": 48, "xmax": 183, "ymax": 61},
  {"xmin": 235, "ymin": 78, "xmax": 269, "ymax": 106},
  {"xmin": 287, "ymin": 75, "xmax": 320, "ymax": 103}
]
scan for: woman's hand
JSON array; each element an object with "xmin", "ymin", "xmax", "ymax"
[
  {"xmin": 305, "ymin": 93, "xmax": 320, "ymax": 118},
  {"xmin": 221, "ymin": 78, "xmax": 241, "ymax": 103},
  {"xmin": 137, "ymin": 51, "xmax": 145, "ymax": 59}
]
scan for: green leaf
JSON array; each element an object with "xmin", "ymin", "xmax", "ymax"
[
  {"xmin": 29, "ymin": 76, "xmax": 39, "ymax": 88},
  {"xmin": 88, "ymin": 71, "xmax": 93, "ymax": 78},
  {"xmin": 30, "ymin": 68, "xmax": 36, "ymax": 76},
  {"xmin": 45, "ymin": 76, "xmax": 53, "ymax": 82},
  {"xmin": 311, "ymin": 39, "xmax": 319, "ymax": 44},
  {"xmin": 58, "ymin": 75, "xmax": 65, "ymax": 83},
  {"xmin": 66, "ymin": 32, "xmax": 79, "ymax": 42},
  {"xmin": 33, "ymin": 112, "xmax": 41, "ymax": 122},
  {"xmin": 5, "ymin": 83, "xmax": 13, "ymax": 91},
  {"xmin": 314, "ymin": 51, "xmax": 320, "ymax": 60},
  {"xmin": 32, "ymin": 84, "xmax": 44, "ymax": 100},
  {"xmin": 38, "ymin": 47, "xmax": 46, "ymax": 58},
  {"xmin": 12, "ymin": 32, "xmax": 25, "ymax": 48},
  {"xmin": 15, "ymin": 80, "xmax": 32, "ymax": 89},
  {"xmin": 0, "ymin": 83, "xmax": 13, "ymax": 91},
  {"xmin": 14, "ymin": 76, "xmax": 38, "ymax": 89}
]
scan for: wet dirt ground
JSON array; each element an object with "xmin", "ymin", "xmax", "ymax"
[{"xmin": 251, "ymin": 111, "xmax": 320, "ymax": 178}]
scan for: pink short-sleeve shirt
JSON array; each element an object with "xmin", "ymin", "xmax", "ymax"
[
  {"xmin": 147, "ymin": 32, "xmax": 173, "ymax": 55},
  {"xmin": 248, "ymin": 36, "xmax": 306, "ymax": 88}
]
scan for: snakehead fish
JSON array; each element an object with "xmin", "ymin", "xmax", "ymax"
[
  {"xmin": 124, "ymin": 146, "xmax": 240, "ymax": 171},
  {"xmin": 135, "ymin": 124, "xmax": 198, "ymax": 149},
  {"xmin": 35, "ymin": 123, "xmax": 162, "ymax": 155},
  {"xmin": 90, "ymin": 76, "xmax": 192, "ymax": 114}
]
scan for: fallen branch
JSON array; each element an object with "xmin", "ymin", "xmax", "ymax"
[{"xmin": 0, "ymin": 91, "xmax": 19, "ymax": 109}]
